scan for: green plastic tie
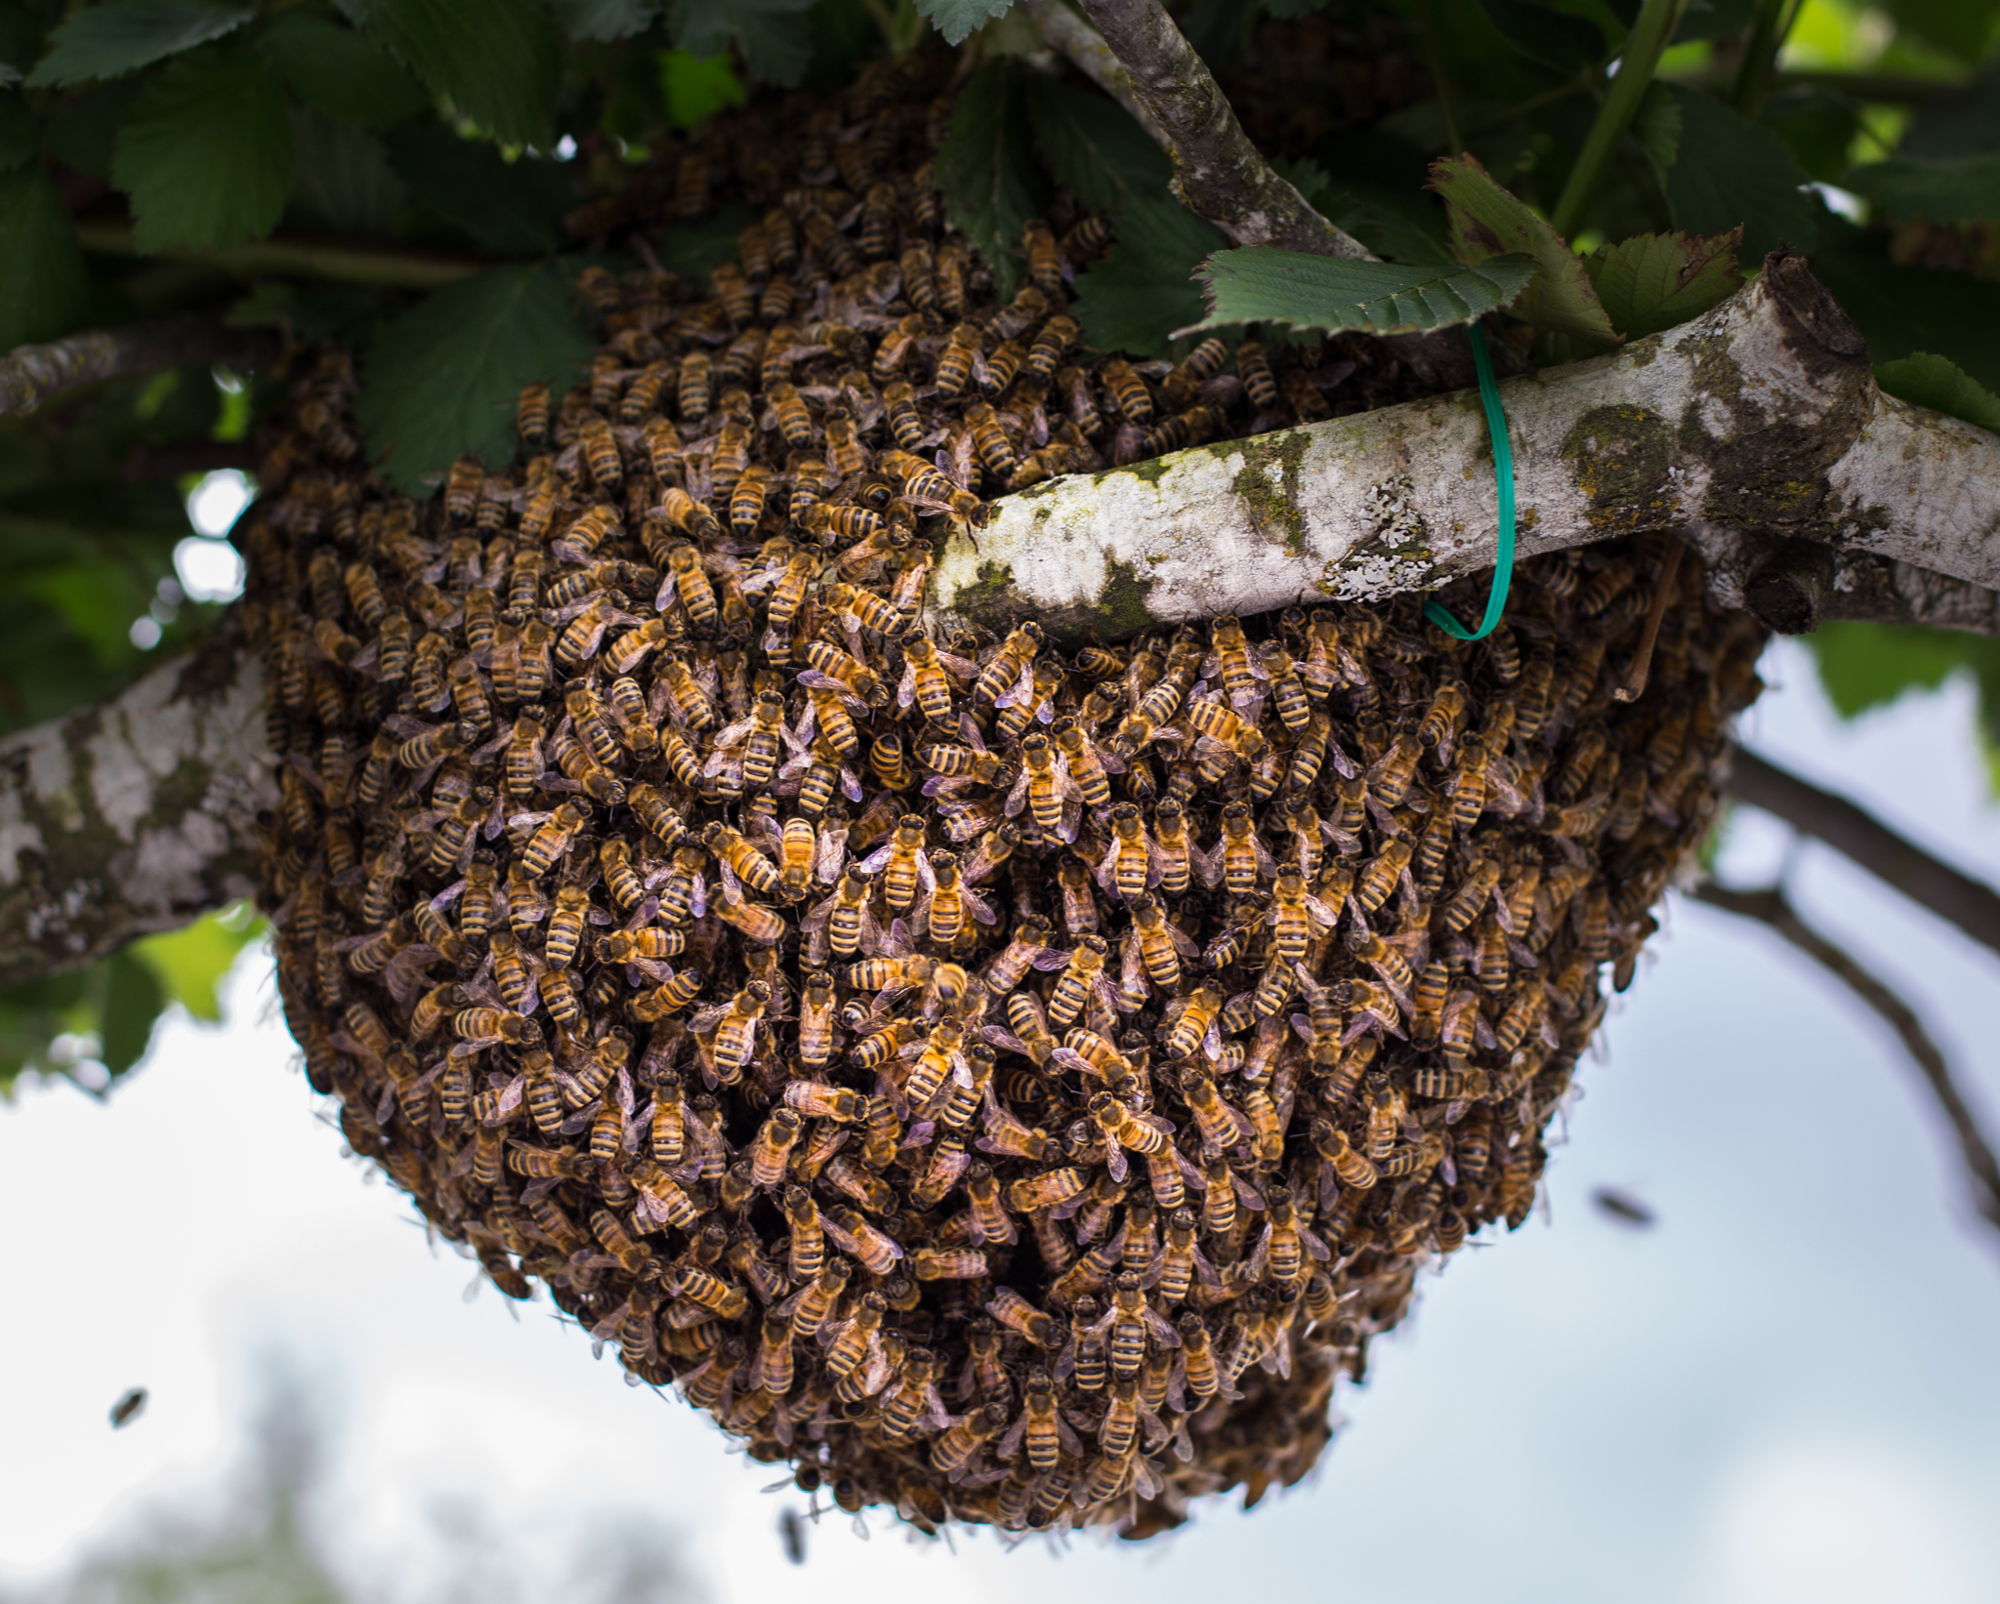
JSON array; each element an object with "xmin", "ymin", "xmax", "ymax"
[{"xmin": 1423, "ymin": 321, "xmax": 1515, "ymax": 642}]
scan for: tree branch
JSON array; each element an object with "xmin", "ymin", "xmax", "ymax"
[
  {"xmin": 939, "ymin": 254, "xmax": 2000, "ymax": 642},
  {"xmin": 1727, "ymin": 749, "xmax": 2000, "ymax": 963},
  {"xmin": 74, "ymin": 220, "xmax": 491, "ymax": 291},
  {"xmin": 0, "ymin": 628, "xmax": 276, "ymax": 991},
  {"xmin": 1690, "ymin": 882, "xmax": 2000, "ymax": 1240},
  {"xmin": 1068, "ymin": 0, "xmax": 1371, "ymax": 259},
  {"xmin": 1019, "ymin": 0, "xmax": 1167, "ymax": 145},
  {"xmin": 0, "ymin": 317, "xmax": 283, "ymax": 419}
]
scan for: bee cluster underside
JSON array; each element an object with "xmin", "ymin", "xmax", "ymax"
[{"xmin": 244, "ymin": 57, "xmax": 1766, "ymax": 1538}]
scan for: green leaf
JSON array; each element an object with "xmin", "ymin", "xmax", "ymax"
[
  {"xmin": 1805, "ymin": 621, "xmax": 1999, "ymax": 723},
  {"xmin": 551, "ymin": 0, "xmax": 658, "ymax": 41},
  {"xmin": 915, "ymin": 0, "xmax": 1013, "ymax": 46},
  {"xmin": 357, "ymin": 262, "xmax": 593, "ymax": 494},
  {"xmin": 1842, "ymin": 155, "xmax": 2000, "ymax": 226},
  {"xmin": 131, "ymin": 904, "xmax": 261, "ymax": 1023},
  {"xmin": 1810, "ymin": 220, "xmax": 2000, "ymax": 393},
  {"xmin": 936, "ymin": 61, "xmax": 1046, "ymax": 301},
  {"xmin": 0, "ymin": 166, "xmax": 88, "ymax": 349},
  {"xmin": 287, "ymin": 109, "xmax": 408, "ymax": 237},
  {"xmin": 668, "ymin": 0, "xmax": 816, "ymax": 87},
  {"xmin": 1661, "ymin": 85, "xmax": 1821, "ymax": 260},
  {"xmin": 1026, "ymin": 76, "xmax": 1170, "ymax": 225},
  {"xmin": 655, "ymin": 203, "xmax": 756, "ymax": 278},
  {"xmin": 1183, "ymin": 247, "xmax": 1536, "ymax": 338},
  {"xmin": 110, "ymin": 43, "xmax": 293, "ymax": 252},
  {"xmin": 387, "ymin": 123, "xmax": 571, "ymax": 255},
  {"xmin": 1431, "ymin": 152, "xmax": 1619, "ymax": 350},
  {"xmin": 0, "ymin": 92, "xmax": 33, "ymax": 169},
  {"xmin": 1072, "ymin": 205, "xmax": 1224, "ymax": 361},
  {"xmin": 256, "ymin": 11, "xmax": 430, "ymax": 131},
  {"xmin": 1874, "ymin": 353, "xmax": 2000, "ymax": 436},
  {"xmin": 96, "ymin": 948, "xmax": 164, "ymax": 1076},
  {"xmin": 345, "ymin": 0, "xmax": 561, "ymax": 151},
  {"xmin": 43, "ymin": 79, "xmax": 138, "ymax": 178},
  {"xmin": 1762, "ymin": 86, "xmax": 1865, "ymax": 184},
  {"xmin": 25, "ymin": 0, "xmax": 251, "ymax": 88},
  {"xmin": 1875, "ymin": 0, "xmax": 2000, "ymax": 65},
  {"xmin": 1584, "ymin": 229, "xmax": 1742, "ymax": 339},
  {"xmin": 1900, "ymin": 62, "xmax": 2000, "ymax": 162},
  {"xmin": 659, "ymin": 49, "xmax": 746, "ymax": 131}
]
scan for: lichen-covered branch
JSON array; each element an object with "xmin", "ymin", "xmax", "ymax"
[
  {"xmin": 936, "ymin": 255, "xmax": 2000, "ymax": 642},
  {"xmin": 1691, "ymin": 882, "xmax": 2000, "ymax": 1243},
  {"xmin": 1070, "ymin": 0, "xmax": 1370, "ymax": 259},
  {"xmin": 0, "ymin": 630, "xmax": 277, "ymax": 990},
  {"xmin": 0, "ymin": 317, "xmax": 283, "ymax": 419}
]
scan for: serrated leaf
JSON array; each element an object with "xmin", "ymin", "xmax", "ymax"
[
  {"xmin": 1662, "ymin": 84, "xmax": 1820, "ymax": 260},
  {"xmin": 387, "ymin": 124, "xmax": 571, "ymax": 255},
  {"xmin": 110, "ymin": 43, "xmax": 291, "ymax": 252},
  {"xmin": 916, "ymin": 0, "xmax": 1013, "ymax": 46},
  {"xmin": 1874, "ymin": 353, "xmax": 2000, "ymax": 436},
  {"xmin": 131, "ymin": 904, "xmax": 261, "ymax": 1023},
  {"xmin": 345, "ymin": 0, "xmax": 561, "ymax": 151},
  {"xmin": 1183, "ymin": 248, "xmax": 1535, "ymax": 338},
  {"xmin": 1072, "ymin": 205, "xmax": 1224, "ymax": 361},
  {"xmin": 0, "ymin": 166, "xmax": 89, "ymax": 348},
  {"xmin": 551, "ymin": 0, "xmax": 659, "ymax": 41},
  {"xmin": 936, "ymin": 61, "xmax": 1046, "ymax": 301},
  {"xmin": 255, "ymin": 11, "xmax": 429, "ymax": 131},
  {"xmin": 287, "ymin": 109, "xmax": 408, "ymax": 237},
  {"xmin": 1584, "ymin": 229, "xmax": 1742, "ymax": 339},
  {"xmin": 25, "ymin": 0, "xmax": 251, "ymax": 88},
  {"xmin": 1026, "ymin": 75, "xmax": 1170, "ymax": 224},
  {"xmin": 1431, "ymin": 152, "xmax": 1618, "ymax": 351},
  {"xmin": 357, "ymin": 263, "xmax": 593, "ymax": 495},
  {"xmin": 1842, "ymin": 155, "xmax": 2000, "ymax": 226},
  {"xmin": 668, "ymin": 0, "xmax": 816, "ymax": 87}
]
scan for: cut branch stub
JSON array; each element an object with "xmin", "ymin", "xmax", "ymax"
[{"xmin": 933, "ymin": 254, "xmax": 2000, "ymax": 643}]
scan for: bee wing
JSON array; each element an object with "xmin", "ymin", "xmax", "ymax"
[
  {"xmin": 1118, "ymin": 932, "xmax": 1147, "ymax": 1000},
  {"xmin": 857, "ymin": 842, "xmax": 894, "ymax": 874},
  {"xmin": 1189, "ymin": 841, "xmax": 1224, "ymax": 891},
  {"xmin": 1002, "ymin": 770, "xmax": 1029, "ymax": 817},
  {"xmin": 961, "ymin": 887, "xmax": 998, "ymax": 925},
  {"xmin": 896, "ymin": 660, "xmax": 917, "ymax": 710}
]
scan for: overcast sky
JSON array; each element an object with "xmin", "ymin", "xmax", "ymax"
[{"xmin": 2, "ymin": 638, "xmax": 1996, "ymax": 1604}]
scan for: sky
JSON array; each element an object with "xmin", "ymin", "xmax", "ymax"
[{"xmin": 0, "ymin": 638, "xmax": 1996, "ymax": 1604}]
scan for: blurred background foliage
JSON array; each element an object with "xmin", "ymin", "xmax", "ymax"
[
  {"xmin": 0, "ymin": 1357, "xmax": 698, "ymax": 1604},
  {"xmin": 0, "ymin": 0, "xmax": 1996, "ymax": 1098}
]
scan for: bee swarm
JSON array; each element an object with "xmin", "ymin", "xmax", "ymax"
[{"xmin": 244, "ymin": 58, "xmax": 1766, "ymax": 1539}]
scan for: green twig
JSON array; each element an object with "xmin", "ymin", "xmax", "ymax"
[
  {"xmin": 1410, "ymin": 0, "xmax": 1463, "ymax": 155},
  {"xmin": 1550, "ymin": 0, "xmax": 1687, "ymax": 240},
  {"xmin": 1732, "ymin": 0, "xmax": 1807, "ymax": 121},
  {"xmin": 75, "ymin": 222, "xmax": 493, "ymax": 291}
]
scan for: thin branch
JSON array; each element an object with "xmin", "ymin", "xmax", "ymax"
[
  {"xmin": 1690, "ymin": 882, "xmax": 2000, "ymax": 1238},
  {"xmin": 0, "ymin": 317, "xmax": 283, "ymax": 419},
  {"xmin": 1069, "ymin": 0, "xmax": 1371, "ymax": 259},
  {"xmin": 1727, "ymin": 750, "xmax": 2000, "ymax": 963},
  {"xmin": 74, "ymin": 220, "xmax": 492, "ymax": 291},
  {"xmin": 1551, "ymin": 0, "xmax": 1685, "ymax": 236},
  {"xmin": 1019, "ymin": 0, "xmax": 1167, "ymax": 146},
  {"xmin": 940, "ymin": 256, "xmax": 2000, "ymax": 642},
  {"xmin": 0, "ymin": 628, "xmax": 276, "ymax": 990}
]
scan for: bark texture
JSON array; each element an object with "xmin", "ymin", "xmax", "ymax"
[
  {"xmin": 0, "ymin": 631, "xmax": 276, "ymax": 989},
  {"xmin": 934, "ymin": 257, "xmax": 2000, "ymax": 642},
  {"xmin": 0, "ymin": 318, "xmax": 281, "ymax": 418},
  {"xmin": 1072, "ymin": 0, "xmax": 1370, "ymax": 258}
]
